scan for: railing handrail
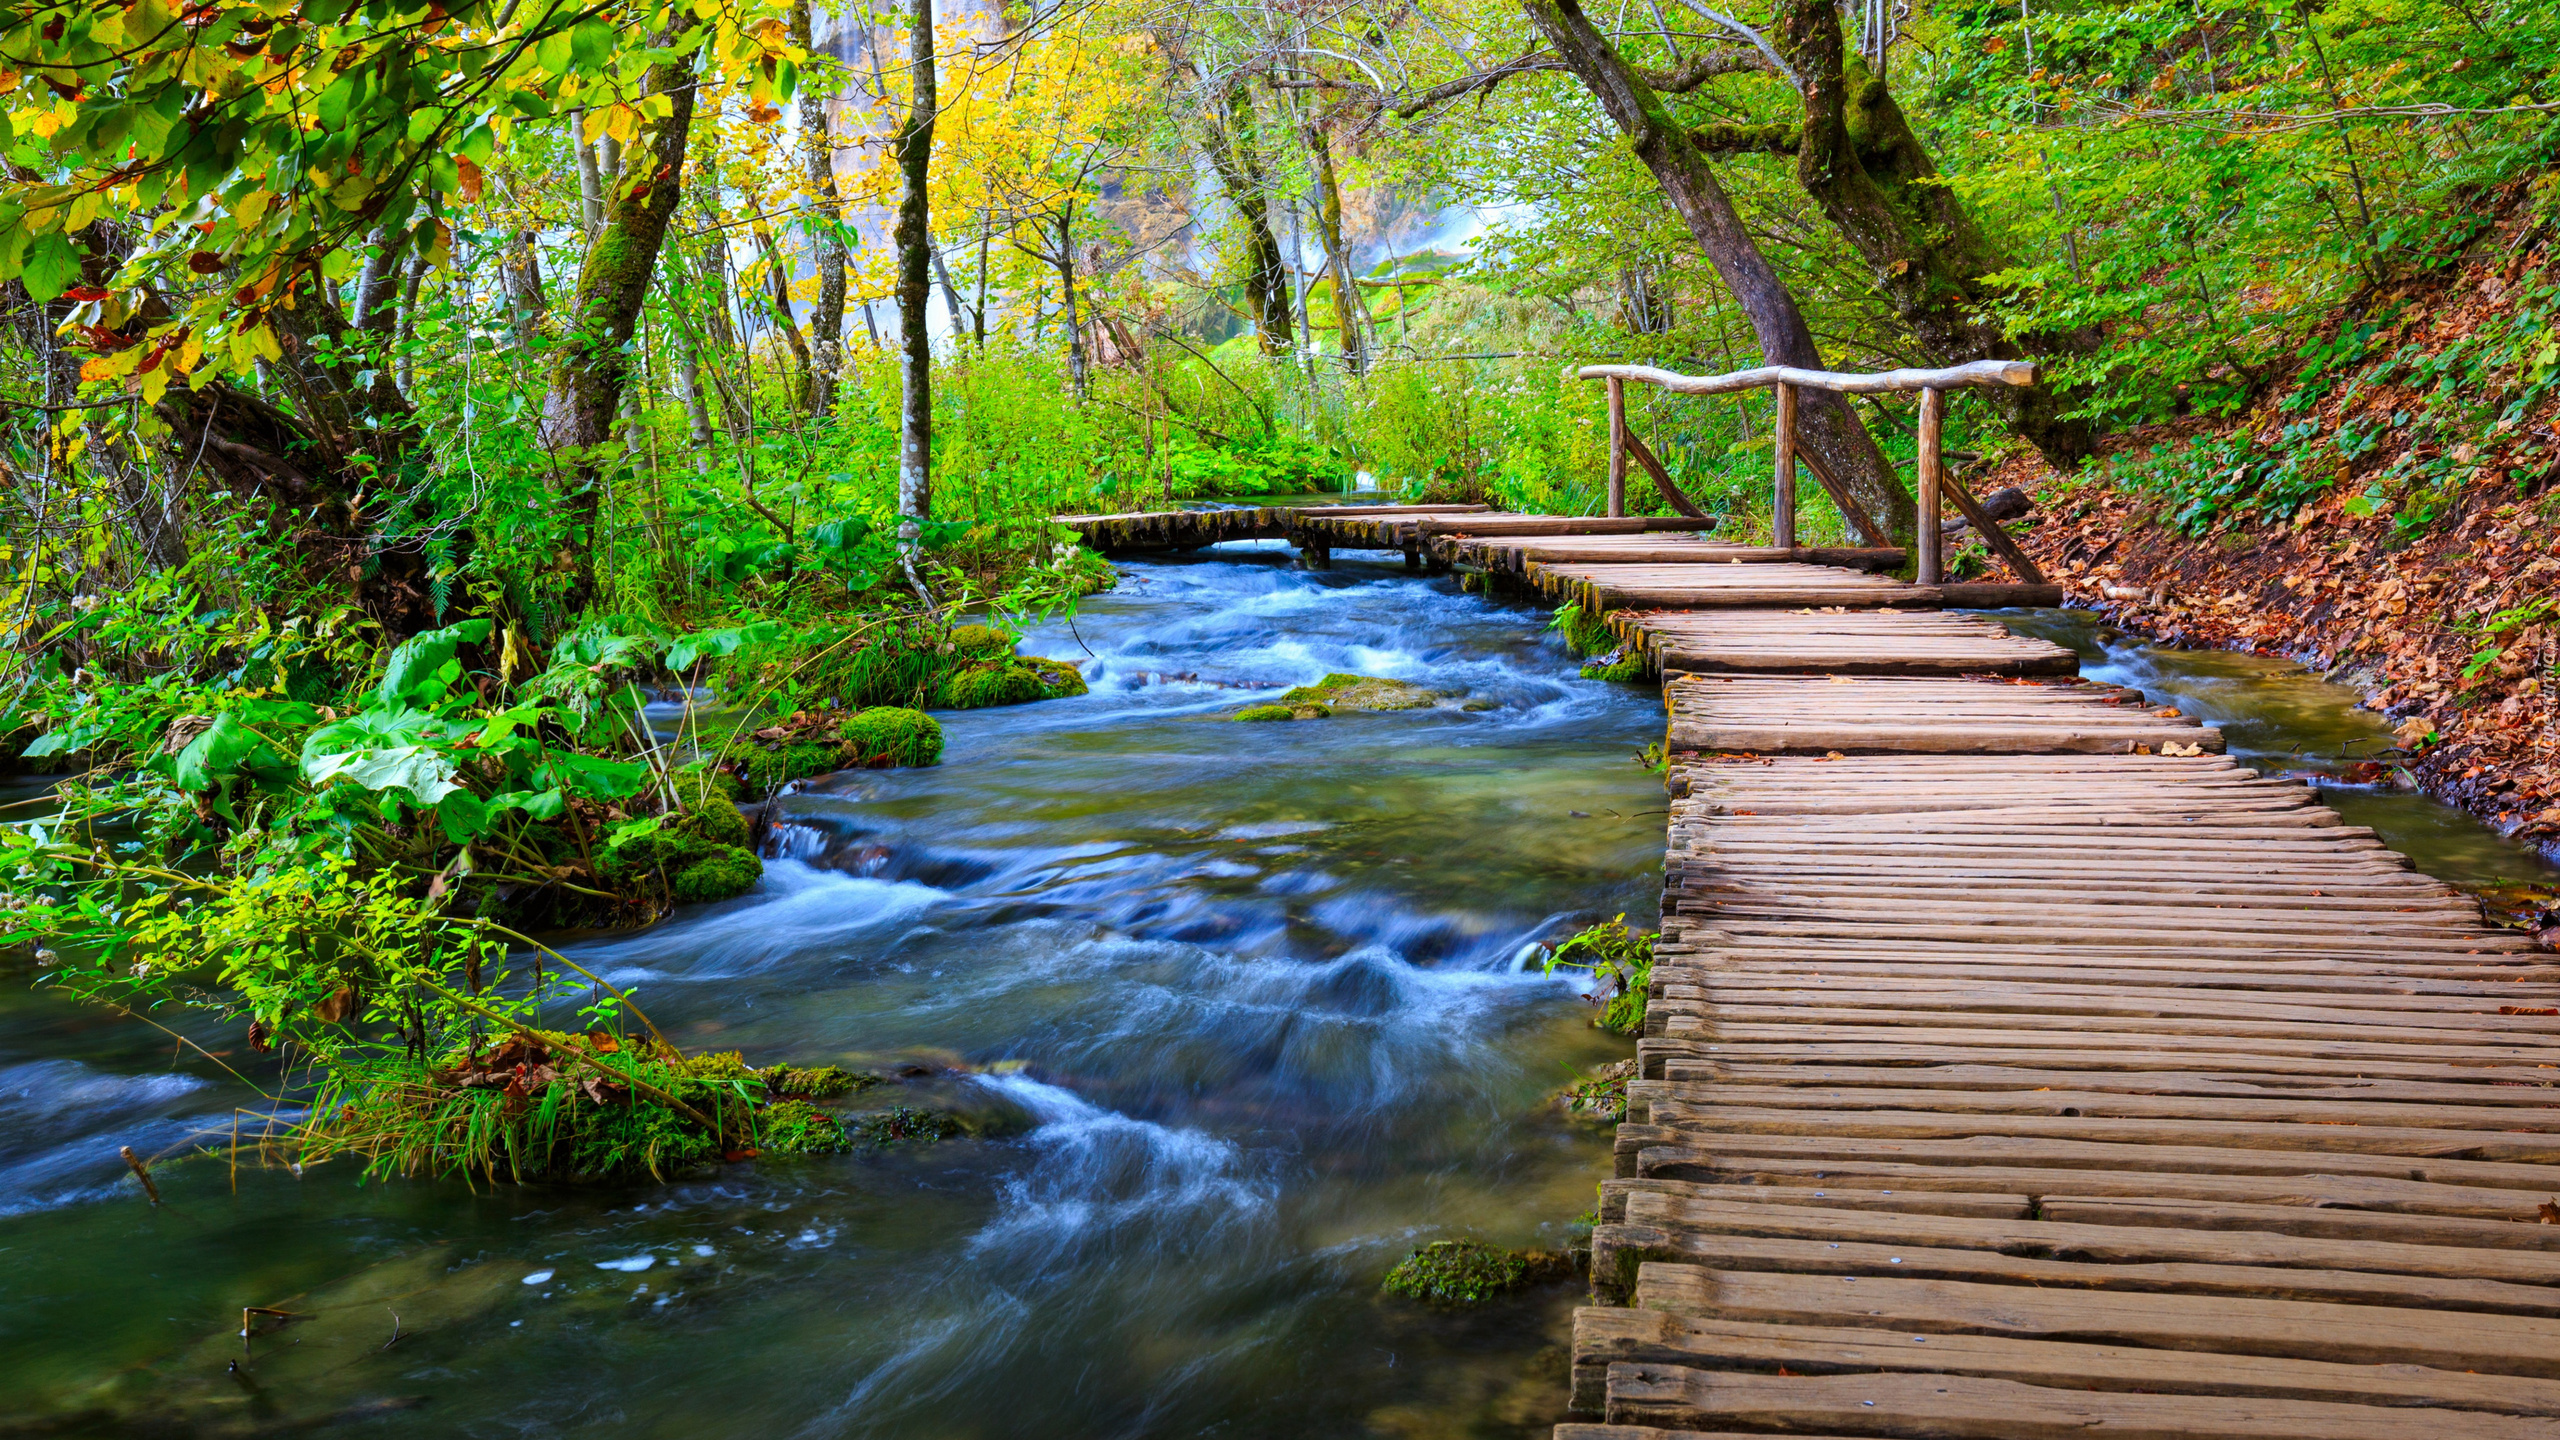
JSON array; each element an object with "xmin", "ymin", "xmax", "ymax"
[{"xmin": 1576, "ymin": 358, "xmax": 2036, "ymax": 397}]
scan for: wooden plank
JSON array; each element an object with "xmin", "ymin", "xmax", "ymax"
[
  {"xmin": 1600, "ymin": 1364, "xmax": 2560, "ymax": 1438},
  {"xmin": 1629, "ymin": 1264, "xmax": 2560, "ymax": 1376},
  {"xmin": 1575, "ymin": 1309, "xmax": 2560, "ymax": 1417},
  {"xmin": 1609, "ymin": 1193, "xmax": 2560, "ymax": 1285}
]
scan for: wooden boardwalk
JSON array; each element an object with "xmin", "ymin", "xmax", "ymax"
[{"xmin": 1055, "ymin": 504, "xmax": 2560, "ymax": 1434}]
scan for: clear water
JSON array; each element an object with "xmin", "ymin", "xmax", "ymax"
[
  {"xmin": 0, "ymin": 545, "xmax": 1665, "ymax": 1438},
  {"xmin": 1997, "ymin": 608, "xmax": 2560, "ymax": 912}
]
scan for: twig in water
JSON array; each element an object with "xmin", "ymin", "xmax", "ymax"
[
  {"xmin": 383, "ymin": 1310, "xmax": 401, "ymax": 1350},
  {"xmin": 119, "ymin": 1145, "xmax": 161, "ymax": 1206}
]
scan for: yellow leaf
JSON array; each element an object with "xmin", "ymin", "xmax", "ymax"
[
  {"xmin": 248, "ymin": 325, "xmax": 282, "ymax": 363},
  {"xmin": 138, "ymin": 363, "xmax": 171, "ymax": 406},
  {"xmin": 173, "ymin": 336, "xmax": 203, "ymax": 374},
  {"xmin": 233, "ymin": 188, "xmax": 272, "ymax": 227}
]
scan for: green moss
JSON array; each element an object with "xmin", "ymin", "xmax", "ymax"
[
  {"xmin": 1580, "ymin": 650, "xmax": 1647, "ymax": 683},
  {"xmin": 678, "ymin": 1049, "xmax": 759, "ymax": 1082},
  {"xmin": 687, "ymin": 794, "xmax": 752, "ymax": 848},
  {"xmin": 945, "ymin": 624, "xmax": 1020, "ymax": 658},
  {"xmin": 1548, "ymin": 602, "xmax": 1618, "ymax": 657},
  {"xmin": 937, "ymin": 656, "xmax": 1088, "ymax": 710},
  {"xmin": 764, "ymin": 1063, "xmax": 874, "ymax": 1098},
  {"xmin": 670, "ymin": 845, "xmax": 762, "ymax": 903},
  {"xmin": 742, "ymin": 739, "xmax": 844, "ymax": 796},
  {"xmin": 1274, "ymin": 673, "xmax": 1436, "ymax": 711},
  {"xmin": 859, "ymin": 1105, "xmax": 964, "ymax": 1145},
  {"xmin": 1380, "ymin": 1240, "xmax": 1531, "ymax": 1305},
  {"xmin": 1235, "ymin": 703, "xmax": 1298, "ymax": 722},
  {"xmin": 757, "ymin": 1099, "xmax": 849, "ymax": 1155},
  {"xmin": 836, "ymin": 706, "xmax": 944, "ymax": 766},
  {"xmin": 672, "ymin": 762, "xmax": 744, "ymax": 806}
]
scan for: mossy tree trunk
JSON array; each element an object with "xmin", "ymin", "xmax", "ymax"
[
  {"xmin": 538, "ymin": 45, "xmax": 700, "ymax": 615},
  {"xmin": 892, "ymin": 0, "xmax": 937, "ymax": 570},
  {"xmin": 1522, "ymin": 0, "xmax": 1907, "ymax": 536},
  {"xmin": 1771, "ymin": 0, "xmax": 2097, "ymax": 468},
  {"xmin": 1200, "ymin": 86, "xmax": 1295, "ymax": 354},
  {"xmin": 1301, "ymin": 117, "xmax": 1367, "ymax": 375}
]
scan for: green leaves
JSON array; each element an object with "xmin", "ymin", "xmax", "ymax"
[
  {"xmin": 170, "ymin": 713, "xmax": 294, "ymax": 793},
  {"xmin": 378, "ymin": 618, "xmax": 493, "ymax": 709},
  {"xmin": 19, "ymin": 232, "xmax": 82, "ymax": 304}
]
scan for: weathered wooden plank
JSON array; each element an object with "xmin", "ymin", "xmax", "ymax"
[
  {"xmin": 1628, "ymin": 1264, "xmax": 2560, "ymax": 1375},
  {"xmin": 1600, "ymin": 1364, "xmax": 2560, "ymax": 1438},
  {"xmin": 1574, "ymin": 1309, "xmax": 2560, "ymax": 1418}
]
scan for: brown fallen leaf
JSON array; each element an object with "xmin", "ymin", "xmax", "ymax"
[{"xmin": 2541, "ymin": 1198, "xmax": 2560, "ymax": 1224}]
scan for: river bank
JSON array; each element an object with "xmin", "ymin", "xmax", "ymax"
[{"xmin": 2005, "ymin": 480, "xmax": 2560, "ymax": 869}]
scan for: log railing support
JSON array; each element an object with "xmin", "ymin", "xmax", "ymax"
[
  {"xmin": 1772, "ymin": 382, "xmax": 1798, "ymax": 551},
  {"xmin": 1577, "ymin": 358, "xmax": 2043, "ymax": 580},
  {"xmin": 1605, "ymin": 376, "xmax": 1628, "ymax": 518},
  {"xmin": 1915, "ymin": 386, "xmax": 1945, "ymax": 585}
]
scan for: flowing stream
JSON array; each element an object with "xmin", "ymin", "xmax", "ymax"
[{"xmin": 0, "ymin": 560, "xmax": 2550, "ymax": 1438}]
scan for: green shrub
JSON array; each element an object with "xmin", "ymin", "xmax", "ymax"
[
  {"xmin": 836, "ymin": 707, "xmax": 944, "ymax": 766},
  {"xmin": 1540, "ymin": 915, "xmax": 1658, "ymax": 1035}
]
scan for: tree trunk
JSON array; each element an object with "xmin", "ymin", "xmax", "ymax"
[
  {"xmin": 502, "ymin": 228, "xmax": 546, "ymax": 371},
  {"xmin": 891, "ymin": 0, "xmax": 936, "ymax": 566},
  {"xmin": 1773, "ymin": 0, "xmax": 2096, "ymax": 469},
  {"xmin": 1054, "ymin": 209, "xmax": 1090, "ymax": 396},
  {"xmin": 1200, "ymin": 88, "xmax": 1294, "ymax": 353},
  {"xmin": 792, "ymin": 0, "xmax": 848, "ymax": 414},
  {"xmin": 1521, "ymin": 0, "xmax": 1907, "ymax": 537},
  {"xmin": 572, "ymin": 112, "xmax": 604, "ymax": 234},
  {"xmin": 1301, "ymin": 119, "xmax": 1366, "ymax": 376},
  {"xmin": 539, "ymin": 46, "xmax": 700, "ymax": 614}
]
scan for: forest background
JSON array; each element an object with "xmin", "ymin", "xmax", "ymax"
[{"xmin": 1, "ymin": 0, "xmax": 2558, "ymax": 1176}]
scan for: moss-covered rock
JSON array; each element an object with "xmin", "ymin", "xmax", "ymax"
[
  {"xmin": 1275, "ymin": 673, "xmax": 1439, "ymax": 712},
  {"xmin": 939, "ymin": 655, "xmax": 1087, "ymax": 710},
  {"xmin": 671, "ymin": 761, "xmax": 745, "ymax": 806},
  {"xmin": 764, "ymin": 1063, "xmax": 874, "ymax": 1098},
  {"xmin": 1380, "ymin": 1240, "xmax": 1538, "ymax": 1305},
  {"xmin": 757, "ymin": 1099, "xmax": 850, "ymax": 1155},
  {"xmin": 859, "ymin": 1105, "xmax": 965, "ymax": 1146},
  {"xmin": 836, "ymin": 706, "xmax": 943, "ymax": 767},
  {"xmin": 670, "ymin": 844, "xmax": 762, "ymax": 903},
  {"xmin": 945, "ymin": 623, "xmax": 1021, "ymax": 658},
  {"xmin": 742, "ymin": 739, "xmax": 844, "ymax": 797},
  {"xmin": 1235, "ymin": 703, "xmax": 1300, "ymax": 722}
]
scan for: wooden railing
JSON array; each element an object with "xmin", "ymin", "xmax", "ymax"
[{"xmin": 1576, "ymin": 358, "xmax": 2046, "ymax": 586}]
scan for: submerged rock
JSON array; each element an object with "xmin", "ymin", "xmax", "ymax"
[
  {"xmin": 1235, "ymin": 673, "xmax": 1443, "ymax": 721},
  {"xmin": 1379, "ymin": 1240, "xmax": 1573, "ymax": 1305}
]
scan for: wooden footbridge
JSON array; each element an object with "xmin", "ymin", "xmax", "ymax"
[{"xmin": 1060, "ymin": 360, "xmax": 2560, "ymax": 1437}]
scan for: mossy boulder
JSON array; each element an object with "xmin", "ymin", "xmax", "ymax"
[
  {"xmin": 939, "ymin": 655, "xmax": 1088, "ymax": 710},
  {"xmin": 1235, "ymin": 703, "xmax": 1300, "ymax": 722},
  {"xmin": 599, "ymin": 798, "xmax": 763, "ymax": 904},
  {"xmin": 1380, "ymin": 1240, "xmax": 1553, "ymax": 1306},
  {"xmin": 836, "ymin": 707, "xmax": 943, "ymax": 767},
  {"xmin": 670, "ymin": 845, "xmax": 761, "ymax": 903},
  {"xmin": 1280, "ymin": 673, "xmax": 1440, "ymax": 712},
  {"xmin": 945, "ymin": 624, "xmax": 1021, "ymax": 658},
  {"xmin": 671, "ymin": 761, "xmax": 744, "ymax": 806}
]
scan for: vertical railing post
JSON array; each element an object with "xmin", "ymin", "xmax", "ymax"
[
  {"xmin": 1771, "ymin": 382, "xmax": 1798, "ymax": 551},
  {"xmin": 1915, "ymin": 386, "xmax": 1945, "ymax": 585},
  {"xmin": 1605, "ymin": 376, "xmax": 1627, "ymax": 518}
]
